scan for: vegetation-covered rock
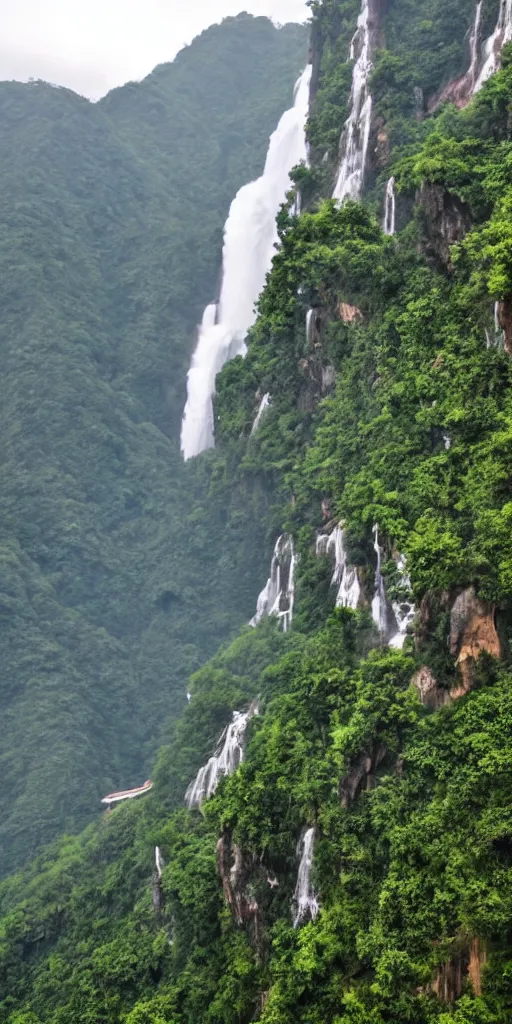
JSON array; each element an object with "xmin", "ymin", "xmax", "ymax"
[{"xmin": 1, "ymin": 2, "xmax": 512, "ymax": 1023}]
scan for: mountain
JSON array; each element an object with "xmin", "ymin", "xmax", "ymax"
[
  {"xmin": 2, "ymin": 2, "xmax": 512, "ymax": 1023},
  {"xmin": 0, "ymin": 13, "xmax": 307, "ymax": 876}
]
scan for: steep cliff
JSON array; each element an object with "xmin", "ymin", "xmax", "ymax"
[
  {"xmin": 0, "ymin": 14, "xmax": 307, "ymax": 876},
  {"xmin": 1, "ymin": 2, "xmax": 512, "ymax": 1024}
]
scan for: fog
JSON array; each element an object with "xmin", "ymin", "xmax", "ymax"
[{"xmin": 0, "ymin": 0, "xmax": 309, "ymax": 99}]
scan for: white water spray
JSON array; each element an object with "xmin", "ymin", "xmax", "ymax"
[
  {"xmin": 251, "ymin": 393, "xmax": 271, "ymax": 435},
  {"xmin": 333, "ymin": 0, "xmax": 373, "ymax": 202},
  {"xmin": 388, "ymin": 555, "xmax": 416, "ymax": 649},
  {"xmin": 181, "ymin": 67, "xmax": 312, "ymax": 459},
  {"xmin": 371, "ymin": 525, "xmax": 389, "ymax": 637},
  {"xmin": 293, "ymin": 827, "xmax": 319, "ymax": 927},
  {"xmin": 185, "ymin": 706, "xmax": 258, "ymax": 810},
  {"xmin": 316, "ymin": 526, "xmax": 360, "ymax": 609},
  {"xmin": 155, "ymin": 847, "xmax": 165, "ymax": 880},
  {"xmin": 468, "ymin": 1, "xmax": 484, "ymax": 88},
  {"xmin": 250, "ymin": 534, "xmax": 296, "ymax": 632},
  {"xmin": 382, "ymin": 176, "xmax": 396, "ymax": 235},
  {"xmin": 306, "ymin": 308, "xmax": 315, "ymax": 344},
  {"xmin": 473, "ymin": 0, "xmax": 512, "ymax": 92}
]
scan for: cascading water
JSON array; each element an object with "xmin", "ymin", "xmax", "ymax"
[
  {"xmin": 181, "ymin": 66, "xmax": 312, "ymax": 460},
  {"xmin": 306, "ymin": 308, "xmax": 315, "ymax": 344},
  {"xmin": 388, "ymin": 555, "xmax": 416, "ymax": 649},
  {"xmin": 185, "ymin": 705, "xmax": 258, "ymax": 810},
  {"xmin": 316, "ymin": 526, "xmax": 360, "ymax": 609},
  {"xmin": 293, "ymin": 827, "xmax": 320, "ymax": 927},
  {"xmin": 332, "ymin": 0, "xmax": 373, "ymax": 202},
  {"xmin": 382, "ymin": 176, "xmax": 396, "ymax": 236},
  {"xmin": 251, "ymin": 393, "xmax": 271, "ymax": 435},
  {"xmin": 371, "ymin": 525, "xmax": 389, "ymax": 637},
  {"xmin": 155, "ymin": 846, "xmax": 165, "ymax": 880},
  {"xmin": 468, "ymin": 1, "xmax": 484, "ymax": 88},
  {"xmin": 250, "ymin": 534, "xmax": 296, "ymax": 632},
  {"xmin": 473, "ymin": 0, "xmax": 512, "ymax": 92}
]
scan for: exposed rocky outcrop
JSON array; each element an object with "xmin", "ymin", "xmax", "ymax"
[
  {"xmin": 216, "ymin": 831, "xmax": 260, "ymax": 938},
  {"xmin": 374, "ymin": 118, "xmax": 390, "ymax": 168},
  {"xmin": 338, "ymin": 301, "xmax": 363, "ymax": 323},
  {"xmin": 416, "ymin": 588, "xmax": 451, "ymax": 653},
  {"xmin": 340, "ymin": 742, "xmax": 387, "ymax": 808},
  {"xmin": 431, "ymin": 948, "xmax": 467, "ymax": 1003},
  {"xmin": 411, "ymin": 666, "xmax": 450, "ymax": 709},
  {"xmin": 427, "ymin": 72, "xmax": 476, "ymax": 114},
  {"xmin": 496, "ymin": 296, "xmax": 512, "ymax": 356},
  {"xmin": 468, "ymin": 937, "xmax": 488, "ymax": 996},
  {"xmin": 431, "ymin": 937, "xmax": 487, "ymax": 1001},
  {"xmin": 449, "ymin": 587, "xmax": 500, "ymax": 694},
  {"xmin": 418, "ymin": 183, "xmax": 472, "ymax": 269}
]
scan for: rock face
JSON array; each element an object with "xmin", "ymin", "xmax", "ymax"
[
  {"xmin": 449, "ymin": 587, "xmax": 500, "ymax": 695},
  {"xmin": 496, "ymin": 296, "xmax": 512, "ymax": 356},
  {"xmin": 411, "ymin": 666, "xmax": 449, "ymax": 709},
  {"xmin": 468, "ymin": 937, "xmax": 488, "ymax": 997},
  {"xmin": 432, "ymin": 950, "xmax": 466, "ymax": 1003},
  {"xmin": 418, "ymin": 183, "xmax": 472, "ymax": 269},
  {"xmin": 431, "ymin": 938, "xmax": 487, "ymax": 1001},
  {"xmin": 216, "ymin": 831, "xmax": 260, "ymax": 944},
  {"xmin": 340, "ymin": 743, "xmax": 387, "ymax": 808},
  {"xmin": 427, "ymin": 71, "xmax": 476, "ymax": 113},
  {"xmin": 339, "ymin": 301, "xmax": 363, "ymax": 323}
]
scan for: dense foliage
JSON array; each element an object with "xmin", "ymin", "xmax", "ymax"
[
  {"xmin": 2, "ymin": 1, "xmax": 512, "ymax": 1023},
  {"xmin": 0, "ymin": 13, "xmax": 307, "ymax": 875}
]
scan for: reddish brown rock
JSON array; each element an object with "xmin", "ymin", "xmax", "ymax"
[
  {"xmin": 431, "ymin": 950, "xmax": 466, "ymax": 1003},
  {"xmin": 430, "ymin": 938, "xmax": 487, "ymax": 1002},
  {"xmin": 339, "ymin": 302, "xmax": 363, "ymax": 324},
  {"xmin": 468, "ymin": 938, "xmax": 487, "ymax": 996},
  {"xmin": 449, "ymin": 587, "xmax": 500, "ymax": 696}
]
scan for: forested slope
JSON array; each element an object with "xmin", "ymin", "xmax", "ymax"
[
  {"xmin": 2, "ymin": 1, "xmax": 512, "ymax": 1023},
  {"xmin": 0, "ymin": 14, "xmax": 307, "ymax": 876}
]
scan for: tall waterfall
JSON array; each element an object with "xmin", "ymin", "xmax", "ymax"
[
  {"xmin": 316, "ymin": 526, "xmax": 360, "ymax": 609},
  {"xmin": 250, "ymin": 534, "xmax": 296, "ymax": 632},
  {"xmin": 382, "ymin": 176, "xmax": 396, "ymax": 236},
  {"xmin": 371, "ymin": 525, "xmax": 389, "ymax": 637},
  {"xmin": 293, "ymin": 828, "xmax": 319, "ymax": 927},
  {"xmin": 185, "ymin": 706, "xmax": 258, "ymax": 810},
  {"xmin": 332, "ymin": 0, "xmax": 373, "ymax": 202},
  {"xmin": 473, "ymin": 0, "xmax": 512, "ymax": 92},
  {"xmin": 180, "ymin": 66, "xmax": 312, "ymax": 460},
  {"xmin": 468, "ymin": 1, "xmax": 484, "ymax": 89}
]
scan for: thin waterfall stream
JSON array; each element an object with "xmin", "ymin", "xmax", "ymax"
[
  {"xmin": 382, "ymin": 176, "xmax": 396, "ymax": 236},
  {"xmin": 332, "ymin": 0, "xmax": 374, "ymax": 202},
  {"xmin": 473, "ymin": 0, "xmax": 512, "ymax": 92},
  {"xmin": 293, "ymin": 827, "xmax": 319, "ymax": 927}
]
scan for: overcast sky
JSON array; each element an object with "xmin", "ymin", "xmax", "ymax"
[{"xmin": 0, "ymin": 0, "xmax": 309, "ymax": 100}]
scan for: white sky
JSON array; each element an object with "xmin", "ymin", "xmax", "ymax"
[{"xmin": 0, "ymin": 0, "xmax": 309, "ymax": 100}]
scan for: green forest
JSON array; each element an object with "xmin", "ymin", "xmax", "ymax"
[
  {"xmin": 0, "ymin": 14, "xmax": 307, "ymax": 875},
  {"xmin": 1, "ymin": 1, "xmax": 512, "ymax": 1022}
]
